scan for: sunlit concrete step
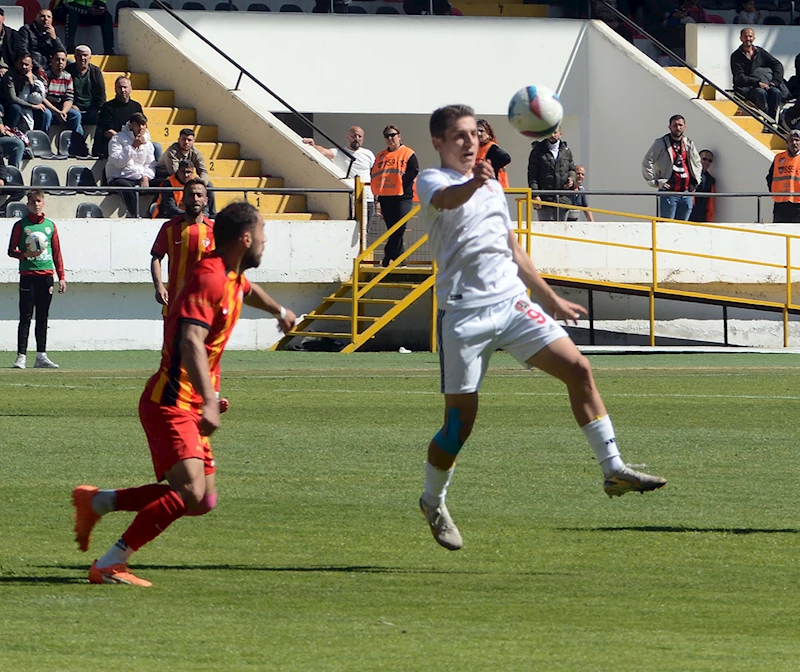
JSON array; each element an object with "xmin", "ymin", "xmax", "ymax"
[
  {"xmin": 262, "ymin": 212, "xmax": 329, "ymax": 220},
  {"xmin": 756, "ymin": 132, "xmax": 786, "ymax": 150},
  {"xmin": 195, "ymin": 142, "xmax": 240, "ymax": 160},
  {"xmin": 130, "ymin": 89, "xmax": 175, "ymax": 106},
  {"xmin": 150, "ymin": 124, "xmax": 218, "ymax": 144},
  {"xmin": 708, "ymin": 100, "xmax": 738, "ymax": 116},
  {"xmin": 215, "ymin": 191, "xmax": 307, "ymax": 213},
  {"xmin": 211, "ymin": 176, "xmax": 284, "ymax": 188},
  {"xmin": 733, "ymin": 116, "xmax": 764, "ymax": 134},
  {"xmin": 102, "ymin": 71, "xmax": 149, "ymax": 90},
  {"xmin": 142, "ymin": 107, "xmax": 197, "ymax": 125},
  {"xmin": 687, "ymin": 84, "xmax": 717, "ymax": 100},
  {"xmin": 665, "ymin": 66, "xmax": 696, "ymax": 86},
  {"xmin": 450, "ymin": 2, "xmax": 546, "ymax": 16},
  {"xmin": 207, "ymin": 159, "xmax": 262, "ymax": 177},
  {"xmin": 90, "ymin": 55, "xmax": 128, "ymax": 71}
]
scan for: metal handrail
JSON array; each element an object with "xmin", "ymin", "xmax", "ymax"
[
  {"xmin": 147, "ymin": 0, "xmax": 358, "ymax": 176},
  {"xmin": 600, "ymin": 1, "xmax": 786, "ymax": 138}
]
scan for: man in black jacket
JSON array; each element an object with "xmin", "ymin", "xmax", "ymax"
[
  {"xmin": 93, "ymin": 75, "xmax": 142, "ymax": 158},
  {"xmin": 66, "ymin": 45, "xmax": 106, "ymax": 156},
  {"xmin": 527, "ymin": 127, "xmax": 576, "ymax": 221},
  {"xmin": 731, "ymin": 27, "xmax": 787, "ymax": 123},
  {"xmin": 0, "ymin": 9, "xmax": 22, "ymax": 79},
  {"xmin": 19, "ymin": 9, "xmax": 66, "ymax": 73}
]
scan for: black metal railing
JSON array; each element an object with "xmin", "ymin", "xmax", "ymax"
[
  {"xmin": 600, "ymin": 1, "xmax": 787, "ymax": 138},
  {"xmin": 145, "ymin": 0, "xmax": 358, "ymax": 176}
]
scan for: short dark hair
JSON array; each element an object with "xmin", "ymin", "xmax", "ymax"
[
  {"xmin": 430, "ymin": 104, "xmax": 475, "ymax": 139},
  {"xmin": 179, "ymin": 128, "xmax": 195, "ymax": 138},
  {"xmin": 129, "ymin": 112, "xmax": 147, "ymax": 126},
  {"xmin": 182, "ymin": 177, "xmax": 205, "ymax": 193},
  {"xmin": 177, "ymin": 159, "xmax": 194, "ymax": 171},
  {"xmin": 669, "ymin": 114, "xmax": 685, "ymax": 125},
  {"xmin": 27, "ymin": 189, "xmax": 45, "ymax": 201},
  {"xmin": 214, "ymin": 202, "xmax": 260, "ymax": 249},
  {"xmin": 699, "ymin": 149, "xmax": 714, "ymax": 158},
  {"xmin": 16, "ymin": 53, "xmax": 32, "ymax": 63}
]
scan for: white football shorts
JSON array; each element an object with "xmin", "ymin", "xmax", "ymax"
[{"xmin": 437, "ymin": 293, "xmax": 569, "ymax": 394}]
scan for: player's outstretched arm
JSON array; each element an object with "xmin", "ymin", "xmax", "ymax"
[
  {"xmin": 244, "ymin": 283, "xmax": 297, "ymax": 333},
  {"xmin": 180, "ymin": 321, "xmax": 220, "ymax": 436},
  {"xmin": 150, "ymin": 255, "xmax": 168, "ymax": 305},
  {"xmin": 430, "ymin": 162, "xmax": 495, "ymax": 211},
  {"xmin": 509, "ymin": 233, "xmax": 586, "ymax": 325}
]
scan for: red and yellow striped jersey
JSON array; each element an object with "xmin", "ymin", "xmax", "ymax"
[
  {"xmin": 151, "ymin": 215, "xmax": 215, "ymax": 316},
  {"xmin": 144, "ymin": 255, "xmax": 251, "ymax": 413}
]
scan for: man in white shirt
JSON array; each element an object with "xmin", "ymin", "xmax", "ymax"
[
  {"xmin": 303, "ymin": 125, "xmax": 376, "ymax": 221},
  {"xmin": 415, "ymin": 104, "xmax": 666, "ymax": 551}
]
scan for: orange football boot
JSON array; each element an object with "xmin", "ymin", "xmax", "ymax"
[
  {"xmin": 72, "ymin": 485, "xmax": 101, "ymax": 552},
  {"xmin": 88, "ymin": 560, "xmax": 152, "ymax": 587}
]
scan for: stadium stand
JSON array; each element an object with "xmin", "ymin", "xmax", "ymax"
[{"xmin": 7, "ymin": 52, "xmax": 326, "ymax": 219}]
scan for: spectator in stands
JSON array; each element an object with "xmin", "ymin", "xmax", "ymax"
[
  {"xmin": 302, "ymin": 125, "xmax": 376, "ymax": 221},
  {"xmin": 156, "ymin": 128, "xmax": 216, "ymax": 216},
  {"xmin": 19, "ymin": 10, "xmax": 66, "ymax": 74},
  {"xmin": 0, "ymin": 108, "xmax": 26, "ymax": 167},
  {"xmin": 43, "ymin": 50, "xmax": 84, "ymax": 153},
  {"xmin": 475, "ymin": 119, "xmax": 510, "ymax": 188},
  {"xmin": 0, "ymin": 9, "xmax": 23, "ymax": 79},
  {"xmin": 566, "ymin": 165, "xmax": 594, "ymax": 222},
  {"xmin": 66, "ymin": 45, "xmax": 106, "ymax": 155},
  {"xmin": 780, "ymin": 53, "xmax": 800, "ymax": 132},
  {"xmin": 642, "ymin": 114, "xmax": 702, "ymax": 220},
  {"xmin": 152, "ymin": 160, "xmax": 211, "ymax": 219},
  {"xmin": 7, "ymin": 189, "xmax": 66, "ymax": 370},
  {"xmin": 731, "ymin": 28, "xmax": 788, "ymax": 124},
  {"xmin": 94, "ymin": 76, "xmax": 142, "ymax": 158},
  {"xmin": 371, "ymin": 125, "xmax": 418, "ymax": 267},
  {"xmin": 3, "ymin": 53, "xmax": 50, "ymax": 132},
  {"xmin": 591, "ymin": 0, "xmax": 630, "ymax": 40},
  {"xmin": 527, "ymin": 126, "xmax": 576, "ymax": 222},
  {"xmin": 737, "ymin": 0, "xmax": 762, "ymax": 25},
  {"xmin": 403, "ymin": 0, "xmax": 453, "ymax": 15},
  {"xmin": 106, "ymin": 112, "xmax": 156, "ymax": 217},
  {"xmin": 689, "ymin": 150, "xmax": 715, "ymax": 222},
  {"xmin": 767, "ymin": 129, "xmax": 800, "ymax": 223},
  {"xmin": 63, "ymin": 0, "xmax": 115, "ymax": 56}
]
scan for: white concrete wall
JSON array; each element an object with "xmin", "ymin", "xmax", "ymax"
[
  {"xmin": 686, "ymin": 23, "xmax": 800, "ymax": 92},
  {"xmin": 0, "ymin": 217, "xmax": 355, "ymax": 350}
]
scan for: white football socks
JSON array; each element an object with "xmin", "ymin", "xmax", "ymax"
[
  {"xmin": 423, "ymin": 462, "xmax": 454, "ymax": 508},
  {"xmin": 91, "ymin": 490, "xmax": 117, "ymax": 516},
  {"xmin": 97, "ymin": 538, "xmax": 134, "ymax": 569},
  {"xmin": 581, "ymin": 415, "xmax": 625, "ymax": 477}
]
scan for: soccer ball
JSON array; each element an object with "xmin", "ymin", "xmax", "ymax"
[
  {"xmin": 27, "ymin": 90, "xmax": 43, "ymax": 105},
  {"xmin": 25, "ymin": 231, "xmax": 48, "ymax": 253},
  {"xmin": 507, "ymin": 85, "xmax": 564, "ymax": 140}
]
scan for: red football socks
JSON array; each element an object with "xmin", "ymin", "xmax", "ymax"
[
  {"xmin": 121, "ymin": 489, "xmax": 187, "ymax": 551},
  {"xmin": 115, "ymin": 483, "xmax": 173, "ymax": 512}
]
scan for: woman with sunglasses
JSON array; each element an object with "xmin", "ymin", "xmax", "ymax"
[
  {"xmin": 371, "ymin": 125, "xmax": 419, "ymax": 267},
  {"xmin": 475, "ymin": 119, "xmax": 510, "ymax": 188}
]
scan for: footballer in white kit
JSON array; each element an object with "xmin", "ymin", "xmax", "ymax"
[{"xmin": 415, "ymin": 104, "xmax": 666, "ymax": 552}]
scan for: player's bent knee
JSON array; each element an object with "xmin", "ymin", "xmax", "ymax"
[
  {"xmin": 185, "ymin": 492, "xmax": 218, "ymax": 517},
  {"xmin": 433, "ymin": 407, "xmax": 466, "ymax": 456}
]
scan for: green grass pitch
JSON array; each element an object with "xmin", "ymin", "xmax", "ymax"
[{"xmin": 1, "ymin": 351, "xmax": 800, "ymax": 671}]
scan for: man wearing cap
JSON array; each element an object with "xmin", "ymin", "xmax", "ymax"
[
  {"xmin": 767, "ymin": 129, "xmax": 800, "ymax": 223},
  {"xmin": 0, "ymin": 9, "xmax": 22, "ymax": 79}
]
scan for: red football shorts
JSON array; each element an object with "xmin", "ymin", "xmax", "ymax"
[{"xmin": 138, "ymin": 393, "xmax": 216, "ymax": 482}]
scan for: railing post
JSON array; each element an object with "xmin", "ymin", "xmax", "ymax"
[
  {"xmin": 354, "ymin": 176, "xmax": 366, "ymax": 253},
  {"xmin": 430, "ymin": 261, "xmax": 438, "ymax": 353},
  {"xmin": 785, "ymin": 236, "xmax": 792, "ymax": 347},
  {"xmin": 352, "ymin": 256, "xmax": 359, "ymax": 345},
  {"xmin": 650, "ymin": 218, "xmax": 658, "ymax": 347}
]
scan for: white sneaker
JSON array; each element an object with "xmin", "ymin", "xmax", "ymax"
[
  {"xmin": 419, "ymin": 496, "xmax": 463, "ymax": 551},
  {"xmin": 34, "ymin": 353, "xmax": 59, "ymax": 369},
  {"xmin": 13, "ymin": 354, "xmax": 26, "ymax": 369}
]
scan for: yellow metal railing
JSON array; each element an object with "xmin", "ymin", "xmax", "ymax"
[
  {"xmin": 514, "ymin": 196, "xmax": 800, "ymax": 347},
  {"xmin": 353, "ymin": 180, "xmax": 800, "ymax": 348}
]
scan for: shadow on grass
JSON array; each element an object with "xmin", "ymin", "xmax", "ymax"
[
  {"xmin": 559, "ymin": 526, "xmax": 800, "ymax": 534},
  {"xmin": 0, "ymin": 576, "xmax": 86, "ymax": 585},
  {"xmin": 42, "ymin": 563, "xmax": 566, "ymax": 576}
]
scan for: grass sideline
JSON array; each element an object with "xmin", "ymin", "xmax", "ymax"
[{"xmin": 1, "ymin": 351, "xmax": 800, "ymax": 671}]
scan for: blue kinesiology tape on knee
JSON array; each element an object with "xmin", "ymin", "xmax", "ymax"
[{"xmin": 433, "ymin": 407, "xmax": 464, "ymax": 456}]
